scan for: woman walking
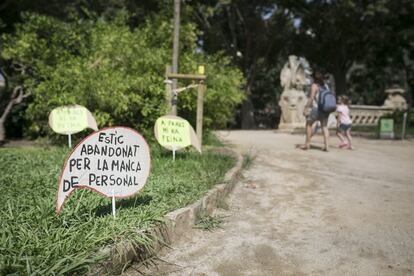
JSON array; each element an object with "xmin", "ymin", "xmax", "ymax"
[{"xmin": 299, "ymin": 71, "xmax": 331, "ymax": 151}]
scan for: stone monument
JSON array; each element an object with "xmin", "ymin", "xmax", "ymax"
[
  {"xmin": 278, "ymin": 55, "xmax": 310, "ymax": 131},
  {"xmin": 383, "ymin": 87, "xmax": 407, "ymax": 111}
]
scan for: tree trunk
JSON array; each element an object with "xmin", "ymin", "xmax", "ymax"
[
  {"xmin": 405, "ymin": 67, "xmax": 413, "ymax": 108},
  {"xmin": 0, "ymin": 100, "xmax": 14, "ymax": 144},
  {"xmin": 333, "ymin": 67, "xmax": 348, "ymax": 96},
  {"xmin": 0, "ymin": 124, "xmax": 5, "ymax": 145},
  {"xmin": 241, "ymin": 83, "xmax": 256, "ymax": 129},
  {"xmin": 241, "ymin": 97, "xmax": 255, "ymax": 129},
  {"xmin": 0, "ymin": 86, "xmax": 29, "ymax": 145}
]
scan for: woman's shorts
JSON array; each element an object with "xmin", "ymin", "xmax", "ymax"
[
  {"xmin": 307, "ymin": 107, "xmax": 329, "ymax": 123},
  {"xmin": 338, "ymin": 123, "xmax": 352, "ymax": 132}
]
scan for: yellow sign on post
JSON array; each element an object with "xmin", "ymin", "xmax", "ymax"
[
  {"xmin": 49, "ymin": 105, "xmax": 98, "ymax": 135},
  {"xmin": 154, "ymin": 115, "xmax": 201, "ymax": 155},
  {"xmin": 49, "ymin": 105, "xmax": 99, "ymax": 147},
  {"xmin": 155, "ymin": 117, "xmax": 191, "ymax": 148},
  {"xmin": 198, "ymin": 65, "xmax": 205, "ymax": 75}
]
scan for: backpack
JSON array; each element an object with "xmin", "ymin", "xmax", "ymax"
[{"xmin": 318, "ymin": 84, "xmax": 336, "ymax": 113}]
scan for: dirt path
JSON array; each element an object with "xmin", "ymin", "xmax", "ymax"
[{"xmin": 126, "ymin": 131, "xmax": 414, "ymax": 275}]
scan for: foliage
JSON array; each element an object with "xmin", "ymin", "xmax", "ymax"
[
  {"xmin": 202, "ymin": 130, "xmax": 224, "ymax": 147},
  {"xmin": 0, "ymin": 146, "xmax": 235, "ymax": 274},
  {"xmin": 0, "ymin": 0, "xmax": 162, "ymax": 33},
  {"xmin": 194, "ymin": 214, "xmax": 226, "ymax": 231},
  {"xmin": 1, "ymin": 0, "xmax": 413, "ymax": 132},
  {"xmin": 185, "ymin": 0, "xmax": 414, "ymax": 125},
  {"xmin": 351, "ymin": 0, "xmax": 414, "ymax": 106},
  {"xmin": 178, "ymin": 52, "xmax": 245, "ymax": 129},
  {"xmin": 1, "ymin": 12, "xmax": 244, "ymax": 139},
  {"xmin": 285, "ymin": 0, "xmax": 414, "ymax": 103},
  {"xmin": 185, "ymin": 1, "xmax": 295, "ymax": 128},
  {"xmin": 242, "ymin": 153, "xmax": 255, "ymax": 170}
]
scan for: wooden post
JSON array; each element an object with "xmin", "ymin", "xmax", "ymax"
[
  {"xmin": 196, "ymin": 80, "xmax": 205, "ymax": 151},
  {"xmin": 165, "ymin": 65, "xmax": 173, "ymax": 114},
  {"xmin": 171, "ymin": 0, "xmax": 181, "ymax": 116},
  {"xmin": 165, "ymin": 67, "xmax": 206, "ymax": 151},
  {"xmin": 402, "ymin": 112, "xmax": 408, "ymax": 140},
  {"xmin": 166, "ymin": 73, "xmax": 206, "ymax": 81}
]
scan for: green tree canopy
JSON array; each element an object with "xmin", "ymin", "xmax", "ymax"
[
  {"xmin": 1, "ymin": 0, "xmax": 412, "ymax": 132},
  {"xmin": 1, "ymin": 12, "xmax": 244, "ymax": 139},
  {"xmin": 285, "ymin": 0, "xmax": 414, "ymax": 103},
  {"xmin": 185, "ymin": 0, "xmax": 296, "ymax": 128}
]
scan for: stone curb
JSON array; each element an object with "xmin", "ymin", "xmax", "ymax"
[{"xmin": 92, "ymin": 147, "xmax": 244, "ymax": 275}]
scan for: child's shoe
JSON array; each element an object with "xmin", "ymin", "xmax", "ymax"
[{"xmin": 339, "ymin": 142, "xmax": 348, "ymax": 148}]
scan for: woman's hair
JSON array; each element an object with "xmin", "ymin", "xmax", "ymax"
[{"xmin": 313, "ymin": 71, "xmax": 325, "ymax": 86}]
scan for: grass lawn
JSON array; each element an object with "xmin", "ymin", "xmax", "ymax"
[{"xmin": 0, "ymin": 143, "xmax": 234, "ymax": 275}]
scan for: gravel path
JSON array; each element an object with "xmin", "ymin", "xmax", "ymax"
[{"xmin": 126, "ymin": 131, "xmax": 414, "ymax": 275}]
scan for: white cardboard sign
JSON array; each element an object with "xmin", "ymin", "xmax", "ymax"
[{"xmin": 56, "ymin": 127, "xmax": 151, "ymax": 213}]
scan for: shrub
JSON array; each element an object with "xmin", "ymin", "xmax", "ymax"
[{"xmin": 1, "ymin": 12, "xmax": 244, "ymax": 140}]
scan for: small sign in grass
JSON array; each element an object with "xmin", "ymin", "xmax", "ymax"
[
  {"xmin": 154, "ymin": 115, "xmax": 201, "ymax": 159},
  {"xmin": 49, "ymin": 105, "xmax": 99, "ymax": 147},
  {"xmin": 57, "ymin": 127, "xmax": 151, "ymax": 216}
]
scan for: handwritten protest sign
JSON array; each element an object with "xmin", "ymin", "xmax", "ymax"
[
  {"xmin": 56, "ymin": 127, "xmax": 151, "ymax": 213},
  {"xmin": 49, "ymin": 105, "xmax": 98, "ymax": 135},
  {"xmin": 154, "ymin": 115, "xmax": 201, "ymax": 153}
]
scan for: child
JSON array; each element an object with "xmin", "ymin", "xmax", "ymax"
[{"xmin": 336, "ymin": 95, "xmax": 353, "ymax": 149}]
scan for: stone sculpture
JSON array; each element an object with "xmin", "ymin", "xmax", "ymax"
[
  {"xmin": 278, "ymin": 55, "xmax": 310, "ymax": 130},
  {"xmin": 383, "ymin": 87, "xmax": 407, "ymax": 111}
]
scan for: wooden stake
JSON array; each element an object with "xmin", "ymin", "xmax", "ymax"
[
  {"xmin": 165, "ymin": 65, "xmax": 173, "ymax": 114},
  {"xmin": 112, "ymin": 189, "xmax": 116, "ymax": 219},
  {"xmin": 171, "ymin": 0, "xmax": 181, "ymax": 116},
  {"xmin": 402, "ymin": 112, "xmax": 408, "ymax": 140},
  {"xmin": 167, "ymin": 73, "xmax": 206, "ymax": 81},
  {"xmin": 196, "ymin": 80, "xmax": 205, "ymax": 151},
  {"xmin": 68, "ymin": 134, "xmax": 72, "ymax": 148}
]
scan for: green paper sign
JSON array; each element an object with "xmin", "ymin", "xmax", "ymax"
[
  {"xmin": 155, "ymin": 117, "xmax": 191, "ymax": 149},
  {"xmin": 49, "ymin": 105, "xmax": 98, "ymax": 135},
  {"xmin": 380, "ymin": 118, "xmax": 394, "ymax": 133}
]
